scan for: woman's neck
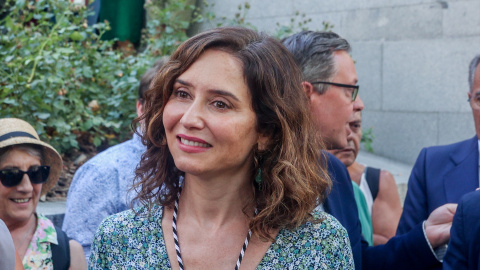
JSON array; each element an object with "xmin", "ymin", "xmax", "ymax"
[
  {"xmin": 178, "ymin": 172, "xmax": 255, "ymax": 230},
  {"xmin": 8, "ymin": 214, "xmax": 36, "ymax": 259}
]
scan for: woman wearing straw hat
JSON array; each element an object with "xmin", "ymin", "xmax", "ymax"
[{"xmin": 0, "ymin": 118, "xmax": 87, "ymax": 269}]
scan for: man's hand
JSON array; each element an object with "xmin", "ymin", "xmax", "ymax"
[{"xmin": 425, "ymin": 203, "xmax": 457, "ymax": 248}]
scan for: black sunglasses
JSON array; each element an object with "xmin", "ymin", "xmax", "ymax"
[
  {"xmin": 310, "ymin": 81, "xmax": 359, "ymax": 101},
  {"xmin": 0, "ymin": 166, "xmax": 50, "ymax": 187}
]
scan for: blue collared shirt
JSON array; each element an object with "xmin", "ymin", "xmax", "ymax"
[{"xmin": 62, "ymin": 132, "xmax": 145, "ymax": 260}]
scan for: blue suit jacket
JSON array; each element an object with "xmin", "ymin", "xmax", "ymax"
[
  {"xmin": 397, "ymin": 136, "xmax": 479, "ymax": 235},
  {"xmin": 443, "ymin": 190, "xmax": 480, "ymax": 269},
  {"xmin": 324, "ymin": 153, "xmax": 440, "ymax": 269}
]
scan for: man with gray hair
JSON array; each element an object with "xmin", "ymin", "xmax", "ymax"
[
  {"xmin": 397, "ymin": 53, "xmax": 480, "ymax": 264},
  {"xmin": 283, "ymin": 31, "xmax": 456, "ymax": 269}
]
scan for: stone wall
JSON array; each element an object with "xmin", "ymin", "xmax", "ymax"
[{"xmin": 196, "ymin": 0, "xmax": 480, "ymax": 164}]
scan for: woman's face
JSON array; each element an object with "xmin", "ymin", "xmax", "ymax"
[
  {"xmin": 163, "ymin": 49, "xmax": 266, "ymax": 179},
  {"xmin": 0, "ymin": 148, "xmax": 42, "ymax": 226}
]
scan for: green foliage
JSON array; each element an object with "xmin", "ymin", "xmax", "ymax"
[
  {"xmin": 274, "ymin": 13, "xmax": 334, "ymax": 39},
  {"xmin": 0, "ymin": 0, "xmax": 195, "ymax": 155},
  {"xmin": 200, "ymin": 1, "xmax": 256, "ymax": 30},
  {"xmin": 274, "ymin": 11, "xmax": 312, "ymax": 39},
  {"xmin": 361, "ymin": 127, "xmax": 375, "ymax": 153},
  {"xmin": 0, "ymin": 0, "xmax": 344, "ymax": 157},
  {"xmin": 143, "ymin": 0, "xmax": 197, "ymax": 56}
]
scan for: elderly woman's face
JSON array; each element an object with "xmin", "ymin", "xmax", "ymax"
[
  {"xmin": 163, "ymin": 49, "xmax": 267, "ymax": 178},
  {"xmin": 0, "ymin": 148, "xmax": 42, "ymax": 225}
]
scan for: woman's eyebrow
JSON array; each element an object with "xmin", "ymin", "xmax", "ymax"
[
  {"xmin": 175, "ymin": 78, "xmax": 240, "ymax": 102},
  {"xmin": 175, "ymin": 79, "xmax": 192, "ymax": 86},
  {"xmin": 207, "ymin": 89, "xmax": 240, "ymax": 102}
]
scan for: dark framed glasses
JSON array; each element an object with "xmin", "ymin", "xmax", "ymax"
[
  {"xmin": 311, "ymin": 81, "xmax": 359, "ymax": 101},
  {"xmin": 0, "ymin": 166, "xmax": 50, "ymax": 187}
]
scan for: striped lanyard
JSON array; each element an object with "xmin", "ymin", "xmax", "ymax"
[{"xmin": 172, "ymin": 188, "xmax": 254, "ymax": 270}]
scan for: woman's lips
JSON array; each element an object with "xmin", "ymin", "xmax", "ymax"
[
  {"xmin": 177, "ymin": 134, "xmax": 212, "ymax": 147},
  {"xmin": 10, "ymin": 198, "xmax": 31, "ymax": 203},
  {"xmin": 177, "ymin": 135, "xmax": 212, "ymax": 153},
  {"xmin": 180, "ymin": 137, "xmax": 211, "ymax": 148}
]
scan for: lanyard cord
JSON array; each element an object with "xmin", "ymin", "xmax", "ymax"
[{"xmin": 172, "ymin": 187, "xmax": 255, "ymax": 270}]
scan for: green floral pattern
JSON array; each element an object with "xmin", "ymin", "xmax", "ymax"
[
  {"xmin": 23, "ymin": 213, "xmax": 58, "ymax": 270},
  {"xmin": 89, "ymin": 205, "xmax": 353, "ymax": 269}
]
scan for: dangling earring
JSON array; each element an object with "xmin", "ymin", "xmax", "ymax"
[{"xmin": 255, "ymin": 168, "xmax": 263, "ymax": 190}]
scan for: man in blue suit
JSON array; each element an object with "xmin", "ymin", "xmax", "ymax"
[
  {"xmin": 283, "ymin": 31, "xmax": 456, "ymax": 269},
  {"xmin": 443, "ymin": 190, "xmax": 480, "ymax": 269},
  {"xmin": 397, "ymin": 54, "xmax": 480, "ymax": 253}
]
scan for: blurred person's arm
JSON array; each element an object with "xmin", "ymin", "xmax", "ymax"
[
  {"xmin": 372, "ymin": 170, "xmax": 402, "ymax": 245},
  {"xmin": 69, "ymin": 240, "xmax": 87, "ymax": 270}
]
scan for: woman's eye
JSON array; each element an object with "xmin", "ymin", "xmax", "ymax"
[
  {"xmin": 29, "ymin": 166, "xmax": 40, "ymax": 172},
  {"xmin": 175, "ymin": 90, "xmax": 189, "ymax": 99},
  {"xmin": 213, "ymin": 100, "xmax": 229, "ymax": 109}
]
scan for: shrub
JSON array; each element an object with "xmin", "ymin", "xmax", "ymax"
[{"xmin": 0, "ymin": 0, "xmax": 195, "ymax": 155}]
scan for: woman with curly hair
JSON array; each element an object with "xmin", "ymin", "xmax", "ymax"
[{"xmin": 89, "ymin": 27, "xmax": 353, "ymax": 269}]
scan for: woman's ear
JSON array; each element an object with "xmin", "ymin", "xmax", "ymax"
[{"xmin": 257, "ymin": 134, "xmax": 270, "ymax": 151}]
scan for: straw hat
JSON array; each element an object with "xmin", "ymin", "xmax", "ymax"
[{"xmin": 0, "ymin": 118, "xmax": 62, "ymax": 195}]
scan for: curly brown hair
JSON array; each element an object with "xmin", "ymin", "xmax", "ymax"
[{"xmin": 132, "ymin": 27, "xmax": 331, "ymax": 240}]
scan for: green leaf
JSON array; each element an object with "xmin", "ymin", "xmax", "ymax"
[
  {"xmin": 82, "ymin": 66, "xmax": 93, "ymax": 78},
  {"xmin": 15, "ymin": 0, "xmax": 26, "ymax": 8},
  {"xmin": 57, "ymin": 48, "xmax": 75, "ymax": 54},
  {"xmin": 93, "ymin": 136, "xmax": 101, "ymax": 147},
  {"xmin": 3, "ymin": 98, "xmax": 16, "ymax": 105},
  {"xmin": 34, "ymin": 112, "xmax": 51, "ymax": 120}
]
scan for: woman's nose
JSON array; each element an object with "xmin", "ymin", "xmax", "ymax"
[
  {"xmin": 179, "ymin": 102, "xmax": 205, "ymax": 130},
  {"xmin": 16, "ymin": 174, "xmax": 34, "ymax": 193}
]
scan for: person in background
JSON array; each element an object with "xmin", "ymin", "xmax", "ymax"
[
  {"xmin": 443, "ymin": 190, "xmax": 480, "ymax": 269},
  {"xmin": 397, "ymin": 52, "xmax": 480, "ymax": 263},
  {"xmin": 329, "ymin": 111, "xmax": 402, "ymax": 246},
  {"xmin": 0, "ymin": 218, "xmax": 16, "ymax": 270},
  {"xmin": 283, "ymin": 30, "xmax": 456, "ymax": 269},
  {"xmin": 62, "ymin": 57, "xmax": 168, "ymax": 260},
  {"xmin": 89, "ymin": 26, "xmax": 353, "ymax": 269},
  {"xmin": 0, "ymin": 118, "xmax": 86, "ymax": 270}
]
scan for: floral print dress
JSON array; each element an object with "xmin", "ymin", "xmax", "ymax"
[
  {"xmin": 23, "ymin": 213, "xmax": 58, "ymax": 270},
  {"xmin": 90, "ymin": 204, "xmax": 354, "ymax": 269}
]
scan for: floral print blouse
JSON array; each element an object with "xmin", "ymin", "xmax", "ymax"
[
  {"xmin": 23, "ymin": 213, "xmax": 58, "ymax": 270},
  {"xmin": 90, "ymin": 204, "xmax": 354, "ymax": 269}
]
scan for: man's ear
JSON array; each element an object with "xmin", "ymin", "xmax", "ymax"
[
  {"xmin": 468, "ymin": 91, "xmax": 472, "ymax": 100},
  {"xmin": 302, "ymin": 81, "xmax": 315, "ymax": 100}
]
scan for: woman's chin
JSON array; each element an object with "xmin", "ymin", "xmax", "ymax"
[{"xmin": 7, "ymin": 210, "xmax": 34, "ymax": 224}]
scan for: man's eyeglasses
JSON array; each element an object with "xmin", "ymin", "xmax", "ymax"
[
  {"xmin": 0, "ymin": 166, "xmax": 50, "ymax": 187},
  {"xmin": 311, "ymin": 81, "xmax": 359, "ymax": 101}
]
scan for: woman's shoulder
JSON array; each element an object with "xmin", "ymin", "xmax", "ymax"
[
  {"xmin": 286, "ymin": 210, "xmax": 348, "ymax": 241},
  {"xmin": 97, "ymin": 204, "xmax": 163, "ymax": 233},
  {"xmin": 90, "ymin": 204, "xmax": 170, "ymax": 268},
  {"xmin": 261, "ymin": 210, "xmax": 353, "ymax": 269}
]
